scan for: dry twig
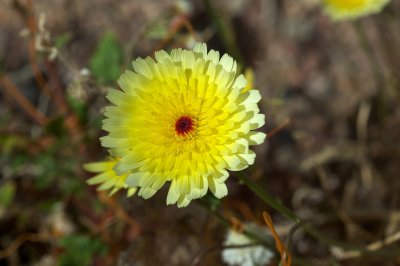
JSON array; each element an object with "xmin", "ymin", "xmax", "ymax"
[
  {"xmin": 1, "ymin": 75, "xmax": 48, "ymax": 125},
  {"xmin": 0, "ymin": 233, "xmax": 49, "ymax": 259},
  {"xmin": 267, "ymin": 118, "xmax": 290, "ymax": 139}
]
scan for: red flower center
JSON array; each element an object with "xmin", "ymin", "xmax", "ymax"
[{"xmin": 175, "ymin": 116, "xmax": 194, "ymax": 136}]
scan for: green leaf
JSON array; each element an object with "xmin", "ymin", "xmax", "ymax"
[
  {"xmin": 89, "ymin": 33, "xmax": 123, "ymax": 84},
  {"xmin": 58, "ymin": 234, "xmax": 106, "ymax": 266},
  {"xmin": 0, "ymin": 181, "xmax": 16, "ymax": 207}
]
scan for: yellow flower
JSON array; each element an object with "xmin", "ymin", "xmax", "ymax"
[
  {"xmin": 243, "ymin": 68, "xmax": 254, "ymax": 93},
  {"xmin": 83, "ymin": 158, "xmax": 137, "ymax": 197},
  {"xmin": 322, "ymin": 0, "xmax": 391, "ymax": 21},
  {"xmin": 101, "ymin": 43, "xmax": 266, "ymax": 207}
]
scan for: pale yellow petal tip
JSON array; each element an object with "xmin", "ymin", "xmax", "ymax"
[
  {"xmin": 322, "ymin": 0, "xmax": 391, "ymax": 21},
  {"xmin": 213, "ymin": 183, "xmax": 228, "ymax": 199},
  {"xmin": 177, "ymin": 198, "xmax": 190, "ymax": 208},
  {"xmin": 193, "ymin": 42, "xmax": 207, "ymax": 54},
  {"xmin": 247, "ymin": 132, "xmax": 267, "ymax": 145}
]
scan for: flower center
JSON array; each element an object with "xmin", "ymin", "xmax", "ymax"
[{"xmin": 175, "ymin": 116, "xmax": 194, "ymax": 136}]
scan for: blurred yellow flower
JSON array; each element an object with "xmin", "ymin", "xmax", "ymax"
[
  {"xmin": 323, "ymin": 0, "xmax": 391, "ymax": 21},
  {"xmin": 84, "ymin": 159, "xmax": 137, "ymax": 197},
  {"xmin": 243, "ymin": 68, "xmax": 254, "ymax": 93},
  {"xmin": 100, "ymin": 43, "xmax": 266, "ymax": 207}
]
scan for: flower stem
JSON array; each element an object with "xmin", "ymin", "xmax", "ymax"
[
  {"xmin": 196, "ymin": 198, "xmax": 272, "ymax": 246},
  {"xmin": 202, "ymin": 0, "xmax": 244, "ymax": 65},
  {"xmin": 236, "ymin": 172, "xmax": 300, "ymax": 223},
  {"xmin": 234, "ymin": 172, "xmax": 400, "ymax": 257},
  {"xmin": 353, "ymin": 21, "xmax": 387, "ymax": 119}
]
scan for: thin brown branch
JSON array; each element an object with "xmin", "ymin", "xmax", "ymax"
[
  {"xmin": 25, "ymin": 0, "xmax": 51, "ymax": 97},
  {"xmin": 1, "ymin": 75, "xmax": 48, "ymax": 125},
  {"xmin": 154, "ymin": 15, "xmax": 199, "ymax": 52},
  {"xmin": 267, "ymin": 118, "xmax": 290, "ymax": 139},
  {"xmin": 18, "ymin": 0, "xmax": 83, "ymax": 138},
  {"xmin": 98, "ymin": 192, "xmax": 141, "ymax": 238},
  {"xmin": 0, "ymin": 233, "xmax": 49, "ymax": 259},
  {"xmin": 43, "ymin": 60, "xmax": 68, "ymax": 114}
]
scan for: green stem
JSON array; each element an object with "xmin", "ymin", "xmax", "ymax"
[
  {"xmin": 198, "ymin": 182, "xmax": 400, "ymax": 262},
  {"xmin": 237, "ymin": 172, "xmax": 300, "ymax": 223},
  {"xmin": 203, "ymin": 0, "xmax": 244, "ymax": 65},
  {"xmin": 353, "ymin": 21, "xmax": 387, "ymax": 118},
  {"xmin": 235, "ymin": 172, "xmax": 400, "ymax": 257},
  {"xmin": 196, "ymin": 199, "xmax": 273, "ymax": 246},
  {"xmin": 196, "ymin": 199, "xmax": 230, "ymax": 227}
]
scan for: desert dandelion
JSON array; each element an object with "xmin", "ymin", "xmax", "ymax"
[
  {"xmin": 322, "ymin": 0, "xmax": 391, "ymax": 21},
  {"xmin": 98, "ymin": 43, "xmax": 266, "ymax": 207}
]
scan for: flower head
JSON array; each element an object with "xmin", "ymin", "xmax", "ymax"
[
  {"xmin": 322, "ymin": 0, "xmax": 391, "ymax": 21},
  {"xmin": 100, "ymin": 43, "xmax": 266, "ymax": 207},
  {"xmin": 83, "ymin": 158, "xmax": 137, "ymax": 197},
  {"xmin": 222, "ymin": 224, "xmax": 274, "ymax": 266}
]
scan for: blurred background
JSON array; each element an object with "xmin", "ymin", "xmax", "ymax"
[{"xmin": 1, "ymin": 0, "xmax": 400, "ymax": 265}]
